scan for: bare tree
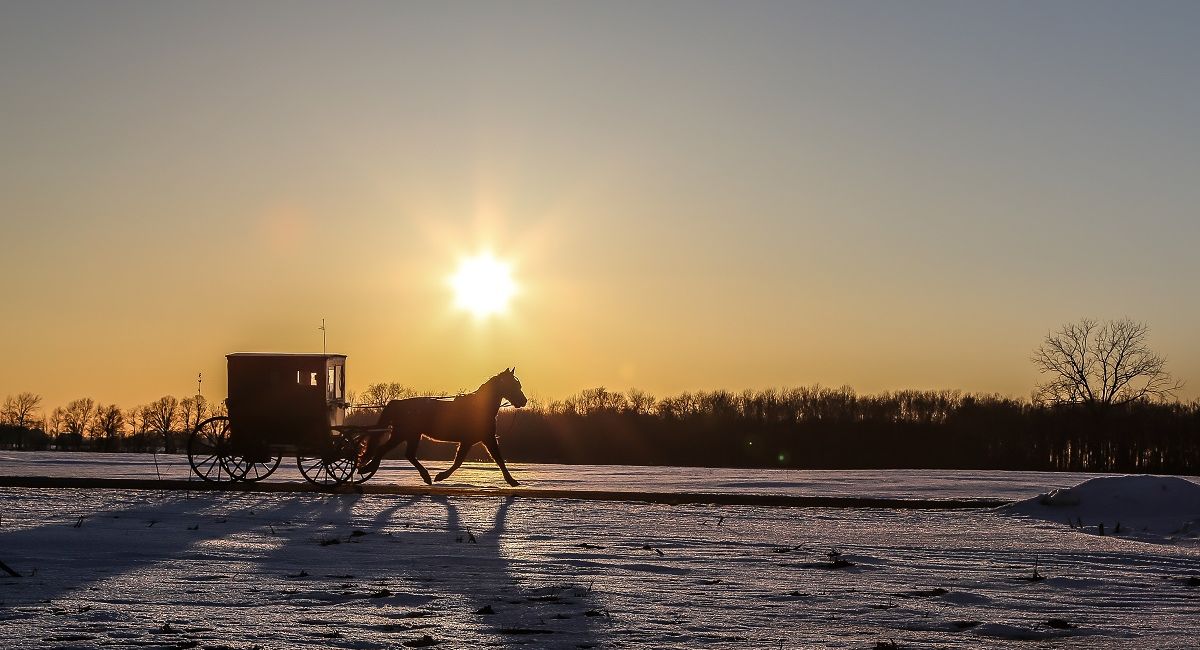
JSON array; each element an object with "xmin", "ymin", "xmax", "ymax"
[
  {"xmin": 578, "ymin": 387, "xmax": 628, "ymax": 414},
  {"xmin": 178, "ymin": 395, "xmax": 208, "ymax": 434},
  {"xmin": 47, "ymin": 407, "xmax": 65, "ymax": 436},
  {"xmin": 63, "ymin": 398, "xmax": 95, "ymax": 436},
  {"xmin": 91, "ymin": 404, "xmax": 126, "ymax": 451},
  {"xmin": 2, "ymin": 392, "xmax": 42, "ymax": 428},
  {"xmin": 146, "ymin": 396, "xmax": 180, "ymax": 452},
  {"xmin": 627, "ymin": 388, "xmax": 657, "ymax": 416},
  {"xmin": 1032, "ymin": 318, "xmax": 1182, "ymax": 408},
  {"xmin": 2, "ymin": 392, "xmax": 43, "ymax": 449},
  {"xmin": 124, "ymin": 405, "xmax": 147, "ymax": 451},
  {"xmin": 360, "ymin": 382, "xmax": 417, "ymax": 406},
  {"xmin": 60, "ymin": 398, "xmax": 95, "ymax": 450},
  {"xmin": 556, "ymin": 387, "xmax": 629, "ymax": 416},
  {"xmin": 351, "ymin": 383, "xmax": 418, "ymax": 421}
]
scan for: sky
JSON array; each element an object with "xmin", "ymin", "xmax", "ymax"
[{"xmin": 2, "ymin": 1, "xmax": 1199, "ymax": 411}]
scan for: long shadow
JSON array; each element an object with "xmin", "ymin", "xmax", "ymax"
[
  {"xmin": 441, "ymin": 495, "xmax": 607, "ymax": 646},
  {"xmin": 0, "ymin": 487, "xmax": 608, "ymax": 647},
  {"xmin": 250, "ymin": 492, "xmax": 608, "ymax": 647},
  {"xmin": 0, "ymin": 489, "xmax": 353, "ymax": 605}
]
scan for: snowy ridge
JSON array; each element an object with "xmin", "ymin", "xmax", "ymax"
[{"xmin": 1001, "ymin": 475, "xmax": 1200, "ymax": 544}]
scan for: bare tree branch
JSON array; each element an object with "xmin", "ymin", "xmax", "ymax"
[
  {"xmin": 1032, "ymin": 318, "xmax": 1182, "ymax": 409},
  {"xmin": 2, "ymin": 392, "xmax": 42, "ymax": 428}
]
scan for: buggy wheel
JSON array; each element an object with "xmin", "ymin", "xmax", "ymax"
[
  {"xmin": 352, "ymin": 460, "xmax": 379, "ymax": 484},
  {"xmin": 342, "ymin": 429, "xmax": 379, "ymax": 484},
  {"xmin": 187, "ymin": 417, "xmax": 237, "ymax": 483},
  {"xmin": 297, "ymin": 436, "xmax": 358, "ymax": 487},
  {"xmin": 222, "ymin": 452, "xmax": 282, "ymax": 482}
]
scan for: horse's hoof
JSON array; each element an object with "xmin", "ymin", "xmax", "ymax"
[
  {"xmin": 506, "ymin": 479, "xmax": 520, "ymax": 487},
  {"xmin": 433, "ymin": 474, "xmax": 447, "ymax": 482}
]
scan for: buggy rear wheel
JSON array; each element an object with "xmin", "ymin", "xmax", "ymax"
[
  {"xmin": 297, "ymin": 435, "xmax": 358, "ymax": 487},
  {"xmin": 187, "ymin": 417, "xmax": 237, "ymax": 483},
  {"xmin": 222, "ymin": 452, "xmax": 282, "ymax": 482}
]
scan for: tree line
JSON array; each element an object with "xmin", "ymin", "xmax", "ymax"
[
  {"xmin": 0, "ymin": 393, "xmax": 221, "ymax": 453},
  {"xmin": 492, "ymin": 386, "xmax": 1200, "ymax": 473},
  {"xmin": 4, "ymin": 385, "xmax": 1197, "ymax": 473},
  {"xmin": 3, "ymin": 318, "xmax": 1194, "ymax": 473}
]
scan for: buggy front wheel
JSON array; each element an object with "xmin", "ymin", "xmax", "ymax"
[{"xmin": 297, "ymin": 436, "xmax": 358, "ymax": 487}]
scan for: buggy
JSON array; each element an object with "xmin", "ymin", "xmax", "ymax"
[{"xmin": 186, "ymin": 353, "xmax": 390, "ymax": 487}]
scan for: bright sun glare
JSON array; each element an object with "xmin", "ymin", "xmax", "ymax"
[{"xmin": 449, "ymin": 252, "xmax": 517, "ymax": 318}]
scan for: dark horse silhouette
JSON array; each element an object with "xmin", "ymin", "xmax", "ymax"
[{"xmin": 360, "ymin": 368, "xmax": 528, "ymax": 486}]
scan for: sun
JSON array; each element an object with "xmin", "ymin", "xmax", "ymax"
[{"xmin": 449, "ymin": 252, "xmax": 517, "ymax": 318}]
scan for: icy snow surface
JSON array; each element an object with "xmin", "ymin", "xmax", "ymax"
[
  {"xmin": 1, "ymin": 454, "xmax": 1199, "ymax": 648},
  {"xmin": 0, "ymin": 452, "xmax": 1125, "ymax": 499}
]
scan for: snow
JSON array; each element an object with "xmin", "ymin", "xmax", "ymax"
[
  {"xmin": 1002, "ymin": 474, "xmax": 1200, "ymax": 544},
  {"xmin": 0, "ymin": 451, "xmax": 1124, "ymax": 500},
  {"xmin": 2, "ymin": 455, "xmax": 1200, "ymax": 648}
]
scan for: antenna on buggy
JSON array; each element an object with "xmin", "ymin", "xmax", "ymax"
[{"xmin": 319, "ymin": 318, "xmax": 327, "ymax": 354}]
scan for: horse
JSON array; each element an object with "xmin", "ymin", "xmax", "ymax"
[{"xmin": 359, "ymin": 368, "xmax": 528, "ymax": 486}]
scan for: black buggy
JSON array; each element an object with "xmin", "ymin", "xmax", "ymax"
[{"xmin": 186, "ymin": 353, "xmax": 390, "ymax": 487}]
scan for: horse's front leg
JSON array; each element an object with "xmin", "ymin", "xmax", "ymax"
[
  {"xmin": 483, "ymin": 434, "xmax": 519, "ymax": 487},
  {"xmin": 405, "ymin": 436, "xmax": 433, "ymax": 485},
  {"xmin": 435, "ymin": 443, "xmax": 472, "ymax": 482}
]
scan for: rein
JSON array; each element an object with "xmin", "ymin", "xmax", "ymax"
[
  {"xmin": 497, "ymin": 401, "xmax": 521, "ymax": 439},
  {"xmin": 352, "ymin": 396, "xmax": 520, "ymax": 413}
]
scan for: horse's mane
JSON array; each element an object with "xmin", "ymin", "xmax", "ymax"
[{"xmin": 477, "ymin": 370, "xmax": 514, "ymax": 392}]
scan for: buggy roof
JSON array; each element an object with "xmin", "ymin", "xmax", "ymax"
[{"xmin": 227, "ymin": 352, "xmax": 346, "ymax": 360}]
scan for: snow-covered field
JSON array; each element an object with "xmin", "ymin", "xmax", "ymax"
[
  {"xmin": 2, "ymin": 454, "xmax": 1199, "ymax": 648},
  {"xmin": 0, "ymin": 452, "xmax": 1123, "ymax": 500}
]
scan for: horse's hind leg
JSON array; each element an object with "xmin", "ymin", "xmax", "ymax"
[
  {"xmin": 483, "ymin": 435, "xmax": 520, "ymax": 487},
  {"xmin": 435, "ymin": 443, "xmax": 471, "ymax": 482},
  {"xmin": 405, "ymin": 436, "xmax": 433, "ymax": 485}
]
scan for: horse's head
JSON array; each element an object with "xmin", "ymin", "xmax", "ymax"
[{"xmin": 491, "ymin": 367, "xmax": 528, "ymax": 408}]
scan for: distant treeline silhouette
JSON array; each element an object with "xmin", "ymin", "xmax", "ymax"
[
  {"xmin": 5, "ymin": 385, "xmax": 1196, "ymax": 473},
  {"xmin": 0, "ymin": 393, "xmax": 217, "ymax": 454},
  {"xmin": 488, "ymin": 386, "xmax": 1199, "ymax": 474}
]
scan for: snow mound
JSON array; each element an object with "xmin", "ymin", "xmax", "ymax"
[{"xmin": 1002, "ymin": 475, "xmax": 1200, "ymax": 543}]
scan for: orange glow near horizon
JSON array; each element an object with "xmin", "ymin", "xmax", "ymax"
[{"xmin": 3, "ymin": 4, "xmax": 1200, "ymax": 411}]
